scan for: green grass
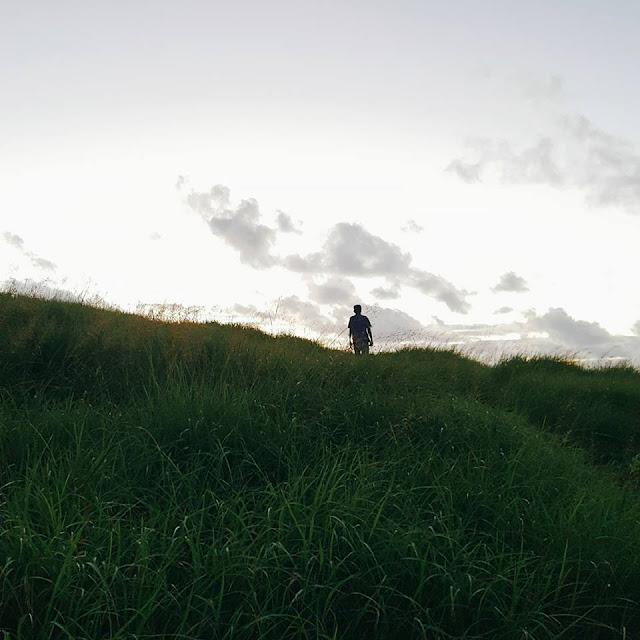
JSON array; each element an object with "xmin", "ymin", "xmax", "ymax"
[{"xmin": 2, "ymin": 292, "xmax": 640, "ymax": 638}]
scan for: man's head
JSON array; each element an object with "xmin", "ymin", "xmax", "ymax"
[{"xmin": 353, "ymin": 304, "xmax": 362, "ymax": 314}]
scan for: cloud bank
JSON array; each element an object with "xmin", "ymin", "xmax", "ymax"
[
  {"xmin": 228, "ymin": 296, "xmax": 640, "ymax": 365},
  {"xmin": 183, "ymin": 182, "xmax": 471, "ymax": 313},
  {"xmin": 178, "ymin": 180, "xmax": 640, "ymax": 362}
]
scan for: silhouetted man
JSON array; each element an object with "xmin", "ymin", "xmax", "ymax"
[{"xmin": 348, "ymin": 304, "xmax": 373, "ymax": 355}]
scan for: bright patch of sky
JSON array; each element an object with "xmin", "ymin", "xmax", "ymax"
[{"xmin": 2, "ymin": 0, "xmax": 640, "ymax": 363}]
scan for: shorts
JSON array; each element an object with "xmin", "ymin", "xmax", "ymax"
[{"xmin": 353, "ymin": 336, "xmax": 370, "ymax": 355}]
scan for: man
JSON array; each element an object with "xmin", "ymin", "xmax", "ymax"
[{"xmin": 348, "ymin": 304, "xmax": 373, "ymax": 355}]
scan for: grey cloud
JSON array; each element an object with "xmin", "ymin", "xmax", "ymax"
[
  {"xmin": 308, "ymin": 278, "xmax": 355, "ymax": 305},
  {"xmin": 448, "ymin": 114, "xmax": 640, "ymax": 214},
  {"xmin": 149, "ymin": 232, "xmax": 162, "ymax": 241},
  {"xmin": 408, "ymin": 270, "xmax": 471, "ymax": 313},
  {"xmin": 494, "ymin": 306, "xmax": 514, "ymax": 314},
  {"xmin": 561, "ymin": 115, "xmax": 640, "ymax": 211},
  {"xmin": 30, "ymin": 256, "xmax": 56, "ymax": 271},
  {"xmin": 326, "ymin": 304, "xmax": 427, "ymax": 344},
  {"xmin": 208, "ymin": 198, "xmax": 278, "ymax": 268},
  {"xmin": 416, "ymin": 309, "xmax": 640, "ymax": 364},
  {"xmin": 184, "ymin": 185, "xmax": 471, "ymax": 313},
  {"xmin": 186, "ymin": 191, "xmax": 214, "ymax": 217},
  {"xmin": 448, "ymin": 138, "xmax": 562, "ymax": 186},
  {"xmin": 322, "ymin": 223, "xmax": 412, "ymax": 276},
  {"xmin": 235, "ymin": 299, "xmax": 428, "ymax": 344},
  {"xmin": 502, "ymin": 138, "xmax": 563, "ymax": 185},
  {"xmin": 225, "ymin": 296, "xmax": 640, "ymax": 364},
  {"xmin": 371, "ymin": 286, "xmax": 400, "ymax": 300},
  {"xmin": 2, "ymin": 231, "xmax": 56, "ymax": 271},
  {"xmin": 288, "ymin": 223, "xmax": 471, "ymax": 313},
  {"xmin": 492, "ymin": 271, "xmax": 529, "ymax": 293},
  {"xmin": 234, "ymin": 297, "xmax": 342, "ymax": 335},
  {"xmin": 2, "ymin": 231, "xmax": 24, "ymax": 249},
  {"xmin": 366, "ymin": 306, "xmax": 424, "ymax": 337},
  {"xmin": 277, "ymin": 296, "xmax": 335, "ymax": 329},
  {"xmin": 232, "ymin": 303, "xmax": 270, "ymax": 323},
  {"xmin": 233, "ymin": 303, "xmax": 257, "ymax": 314},
  {"xmin": 210, "ymin": 184, "xmax": 232, "ymax": 208},
  {"xmin": 276, "ymin": 211, "xmax": 302, "ymax": 234},
  {"xmin": 283, "ymin": 223, "xmax": 411, "ymax": 277},
  {"xmin": 401, "ymin": 219, "xmax": 424, "ymax": 233},
  {"xmin": 283, "ymin": 253, "xmax": 323, "ymax": 273},
  {"xmin": 184, "ymin": 185, "xmax": 278, "ymax": 268},
  {"xmin": 524, "ymin": 308, "xmax": 611, "ymax": 348},
  {"xmin": 632, "ymin": 320, "xmax": 640, "ymax": 336},
  {"xmin": 446, "ymin": 158, "xmax": 483, "ymax": 184},
  {"xmin": 186, "ymin": 184, "xmax": 231, "ymax": 218}
]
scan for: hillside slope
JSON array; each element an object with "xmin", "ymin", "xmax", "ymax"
[{"xmin": 2, "ymin": 293, "xmax": 640, "ymax": 639}]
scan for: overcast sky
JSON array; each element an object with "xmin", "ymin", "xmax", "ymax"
[{"xmin": 2, "ymin": 0, "xmax": 640, "ymax": 363}]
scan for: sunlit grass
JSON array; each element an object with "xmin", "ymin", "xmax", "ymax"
[{"xmin": 1, "ymin": 292, "xmax": 640, "ymax": 638}]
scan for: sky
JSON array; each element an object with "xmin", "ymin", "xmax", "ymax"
[{"xmin": 2, "ymin": 0, "xmax": 640, "ymax": 363}]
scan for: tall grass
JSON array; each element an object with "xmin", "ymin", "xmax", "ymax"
[{"xmin": 1, "ymin": 293, "xmax": 640, "ymax": 638}]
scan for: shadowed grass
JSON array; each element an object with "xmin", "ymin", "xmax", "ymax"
[{"xmin": 1, "ymin": 293, "xmax": 640, "ymax": 638}]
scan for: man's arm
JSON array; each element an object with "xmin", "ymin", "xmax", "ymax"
[{"xmin": 366, "ymin": 318, "xmax": 373, "ymax": 345}]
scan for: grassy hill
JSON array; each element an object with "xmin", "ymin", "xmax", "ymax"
[{"xmin": 2, "ymin": 292, "xmax": 640, "ymax": 639}]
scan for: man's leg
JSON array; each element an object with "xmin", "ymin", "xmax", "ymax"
[{"xmin": 354, "ymin": 337, "xmax": 368, "ymax": 355}]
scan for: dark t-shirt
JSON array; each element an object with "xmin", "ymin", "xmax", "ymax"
[{"xmin": 348, "ymin": 314, "xmax": 371, "ymax": 340}]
